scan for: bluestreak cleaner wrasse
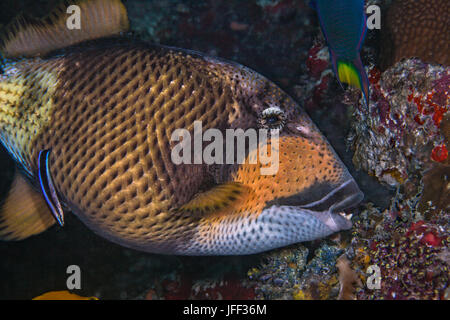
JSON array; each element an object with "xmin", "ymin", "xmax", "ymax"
[
  {"xmin": 0, "ymin": 0, "xmax": 363, "ymax": 255},
  {"xmin": 311, "ymin": 0, "xmax": 370, "ymax": 105}
]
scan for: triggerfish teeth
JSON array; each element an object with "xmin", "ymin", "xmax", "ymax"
[{"xmin": 0, "ymin": 0, "xmax": 363, "ymax": 255}]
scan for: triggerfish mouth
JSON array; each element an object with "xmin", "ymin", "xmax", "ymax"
[
  {"xmin": 311, "ymin": 0, "xmax": 370, "ymax": 106},
  {"xmin": 0, "ymin": 0, "xmax": 363, "ymax": 255}
]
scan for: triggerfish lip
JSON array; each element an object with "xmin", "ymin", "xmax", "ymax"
[
  {"xmin": 302, "ymin": 208, "xmax": 353, "ymax": 233},
  {"xmin": 289, "ymin": 179, "xmax": 363, "ymax": 232},
  {"xmin": 265, "ymin": 179, "xmax": 364, "ymax": 236},
  {"xmin": 299, "ymin": 179, "xmax": 364, "ymax": 213}
]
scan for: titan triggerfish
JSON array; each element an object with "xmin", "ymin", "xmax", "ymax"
[{"xmin": 0, "ymin": 0, "xmax": 363, "ymax": 255}]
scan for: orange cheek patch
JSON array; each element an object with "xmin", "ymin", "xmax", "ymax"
[
  {"xmin": 197, "ymin": 135, "xmax": 346, "ymax": 236},
  {"xmin": 233, "ymin": 135, "xmax": 344, "ymax": 203}
]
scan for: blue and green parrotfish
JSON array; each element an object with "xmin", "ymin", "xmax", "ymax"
[{"xmin": 311, "ymin": 0, "xmax": 370, "ymax": 105}]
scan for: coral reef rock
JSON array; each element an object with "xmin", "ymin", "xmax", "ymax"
[
  {"xmin": 349, "ymin": 59, "xmax": 449, "ymax": 214},
  {"xmin": 351, "ymin": 203, "xmax": 449, "ymax": 300},
  {"xmin": 380, "ymin": 0, "xmax": 449, "ymax": 70}
]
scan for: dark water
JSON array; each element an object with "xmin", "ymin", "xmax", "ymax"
[{"xmin": 0, "ymin": 0, "xmax": 393, "ymax": 300}]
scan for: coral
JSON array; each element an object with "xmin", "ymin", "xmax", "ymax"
[
  {"xmin": 406, "ymin": 221, "xmax": 443, "ymax": 247},
  {"xmin": 431, "ymin": 145, "xmax": 448, "ymax": 162},
  {"xmin": 349, "ymin": 201, "xmax": 449, "ymax": 300},
  {"xmin": 347, "ymin": 81, "xmax": 449, "ymax": 299},
  {"xmin": 247, "ymin": 245, "xmax": 309, "ymax": 299},
  {"xmin": 336, "ymin": 255, "xmax": 362, "ymax": 300},
  {"xmin": 417, "ymin": 164, "xmax": 450, "ymax": 218},
  {"xmin": 248, "ymin": 243, "xmax": 347, "ymax": 300},
  {"xmin": 306, "ymin": 42, "xmax": 330, "ymax": 80},
  {"xmin": 380, "ymin": 0, "xmax": 450, "ymax": 70},
  {"xmin": 303, "ymin": 244, "xmax": 343, "ymax": 276},
  {"xmin": 292, "ymin": 275, "xmax": 339, "ymax": 300},
  {"xmin": 363, "ymin": 221, "xmax": 448, "ymax": 300},
  {"xmin": 349, "ymin": 59, "xmax": 449, "ymax": 191},
  {"xmin": 294, "ymin": 39, "xmax": 346, "ymax": 114}
]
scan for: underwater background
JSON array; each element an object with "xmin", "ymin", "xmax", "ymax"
[{"xmin": 0, "ymin": 0, "xmax": 448, "ymax": 300}]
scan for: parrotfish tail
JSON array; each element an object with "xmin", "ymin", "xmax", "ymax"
[{"xmin": 335, "ymin": 56, "xmax": 370, "ymax": 107}]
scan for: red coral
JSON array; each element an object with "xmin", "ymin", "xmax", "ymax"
[
  {"xmin": 407, "ymin": 221, "xmax": 442, "ymax": 247},
  {"xmin": 431, "ymin": 144, "xmax": 448, "ymax": 162},
  {"xmin": 368, "ymin": 67, "xmax": 381, "ymax": 85},
  {"xmin": 407, "ymin": 220, "xmax": 426, "ymax": 235},
  {"xmin": 306, "ymin": 43, "xmax": 329, "ymax": 79},
  {"xmin": 409, "ymin": 74, "xmax": 449, "ymax": 128},
  {"xmin": 367, "ymin": 66, "xmax": 404, "ymax": 131},
  {"xmin": 420, "ymin": 231, "xmax": 442, "ymax": 247}
]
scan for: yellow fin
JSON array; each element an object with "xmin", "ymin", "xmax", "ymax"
[
  {"xmin": 0, "ymin": 0, "xmax": 129, "ymax": 58},
  {"xmin": 0, "ymin": 172, "xmax": 55, "ymax": 241},
  {"xmin": 337, "ymin": 61, "xmax": 362, "ymax": 90},
  {"xmin": 176, "ymin": 182, "xmax": 249, "ymax": 215},
  {"xmin": 33, "ymin": 291, "xmax": 98, "ymax": 300}
]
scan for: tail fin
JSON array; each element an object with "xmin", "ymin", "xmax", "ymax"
[
  {"xmin": 0, "ymin": 172, "xmax": 56, "ymax": 241},
  {"xmin": 0, "ymin": 0, "xmax": 129, "ymax": 58},
  {"xmin": 335, "ymin": 56, "xmax": 370, "ymax": 107}
]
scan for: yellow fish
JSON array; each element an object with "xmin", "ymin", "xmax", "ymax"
[
  {"xmin": 33, "ymin": 291, "xmax": 98, "ymax": 300},
  {"xmin": 0, "ymin": 0, "xmax": 363, "ymax": 255}
]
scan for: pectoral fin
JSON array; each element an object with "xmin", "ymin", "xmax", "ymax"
[
  {"xmin": 0, "ymin": 172, "xmax": 55, "ymax": 240},
  {"xmin": 38, "ymin": 149, "xmax": 64, "ymax": 226},
  {"xmin": 175, "ymin": 182, "xmax": 250, "ymax": 216}
]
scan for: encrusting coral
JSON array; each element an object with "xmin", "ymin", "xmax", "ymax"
[{"xmin": 380, "ymin": 0, "xmax": 450, "ymax": 70}]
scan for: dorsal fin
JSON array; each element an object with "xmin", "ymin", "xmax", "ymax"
[{"xmin": 0, "ymin": 0, "xmax": 129, "ymax": 58}]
